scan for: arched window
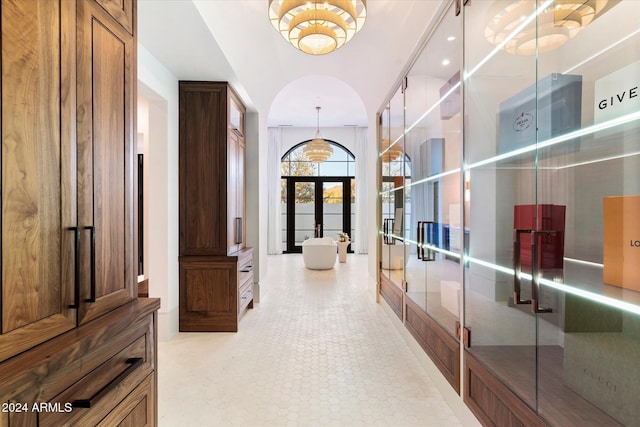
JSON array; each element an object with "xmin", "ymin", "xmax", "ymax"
[{"xmin": 281, "ymin": 140, "xmax": 355, "ymax": 178}]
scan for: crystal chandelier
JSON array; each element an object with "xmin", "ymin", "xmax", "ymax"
[
  {"xmin": 268, "ymin": 0, "xmax": 367, "ymax": 55},
  {"xmin": 485, "ymin": 0, "xmax": 611, "ymax": 56},
  {"xmin": 303, "ymin": 106, "xmax": 333, "ymax": 163}
]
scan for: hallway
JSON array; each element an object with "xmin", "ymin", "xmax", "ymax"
[{"xmin": 158, "ymin": 254, "xmax": 480, "ymax": 426}]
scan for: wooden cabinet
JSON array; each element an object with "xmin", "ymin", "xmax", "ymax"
[
  {"xmin": 1, "ymin": 0, "xmax": 157, "ymax": 424},
  {"xmin": 179, "ymin": 81, "xmax": 253, "ymax": 332},
  {"xmin": 179, "ymin": 248, "xmax": 254, "ymax": 332},
  {"xmin": 0, "ymin": 299, "xmax": 159, "ymax": 427}
]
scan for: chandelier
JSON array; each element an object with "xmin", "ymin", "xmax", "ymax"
[
  {"xmin": 268, "ymin": 0, "xmax": 367, "ymax": 55},
  {"xmin": 380, "ymin": 139, "xmax": 402, "ymax": 163},
  {"xmin": 303, "ymin": 106, "xmax": 333, "ymax": 163},
  {"xmin": 485, "ymin": 0, "xmax": 611, "ymax": 56}
]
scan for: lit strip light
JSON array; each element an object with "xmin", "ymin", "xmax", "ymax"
[
  {"xmin": 563, "ymin": 28, "xmax": 640, "ymax": 74},
  {"xmin": 464, "ymin": 0, "xmax": 555, "ymax": 80},
  {"xmin": 540, "ymin": 278, "xmax": 640, "ymax": 316},
  {"xmin": 556, "ymin": 151, "xmax": 640, "ymax": 170},
  {"xmin": 405, "ymin": 81, "xmax": 462, "ymax": 135},
  {"xmin": 409, "ymin": 168, "xmax": 461, "ymax": 187},
  {"xmin": 465, "ymin": 256, "xmax": 640, "ymax": 316},
  {"xmin": 419, "ymin": 243, "xmax": 461, "ymax": 260},
  {"xmin": 564, "ymin": 257, "xmax": 604, "ymax": 268},
  {"xmin": 379, "ymin": 141, "xmax": 402, "ymax": 159},
  {"xmin": 380, "ymin": 186, "xmax": 404, "ymax": 197},
  {"xmin": 466, "ymin": 110, "xmax": 640, "ymax": 171}
]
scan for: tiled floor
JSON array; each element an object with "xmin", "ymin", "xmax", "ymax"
[{"xmin": 158, "ymin": 254, "xmax": 480, "ymax": 426}]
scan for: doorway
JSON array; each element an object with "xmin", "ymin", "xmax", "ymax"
[{"xmin": 285, "ymin": 177, "xmax": 352, "ymax": 253}]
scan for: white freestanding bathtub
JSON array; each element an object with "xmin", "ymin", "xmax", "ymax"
[{"xmin": 302, "ymin": 237, "xmax": 337, "ymax": 270}]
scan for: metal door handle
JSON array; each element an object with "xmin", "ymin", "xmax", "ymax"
[
  {"xmin": 513, "ymin": 229, "xmax": 532, "ymax": 306},
  {"xmin": 530, "ymin": 230, "xmax": 554, "ymax": 313}
]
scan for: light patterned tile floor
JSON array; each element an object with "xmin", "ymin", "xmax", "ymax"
[{"xmin": 158, "ymin": 254, "xmax": 477, "ymax": 426}]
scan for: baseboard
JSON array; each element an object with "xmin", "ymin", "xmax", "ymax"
[{"xmin": 158, "ymin": 306, "xmax": 179, "ymax": 341}]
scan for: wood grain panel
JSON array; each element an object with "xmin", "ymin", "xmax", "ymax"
[
  {"xmin": 1, "ymin": 0, "xmax": 75, "ymax": 360},
  {"xmin": 77, "ymin": 0, "xmax": 135, "ymax": 325},
  {"xmin": 2, "ymin": 0, "xmax": 61, "ymax": 329},
  {"xmin": 379, "ymin": 273, "xmax": 403, "ymax": 320},
  {"xmin": 92, "ymin": 17, "xmax": 126, "ymax": 298},
  {"xmin": 92, "ymin": 0, "xmax": 134, "ymax": 34},
  {"xmin": 464, "ymin": 350, "xmax": 548, "ymax": 427},
  {"xmin": 404, "ymin": 298, "xmax": 460, "ymax": 393},
  {"xmin": 179, "ymin": 83, "xmax": 227, "ymax": 256},
  {"xmin": 184, "ymin": 268, "xmax": 233, "ymax": 313},
  {"xmin": 97, "ymin": 373, "xmax": 154, "ymax": 427}
]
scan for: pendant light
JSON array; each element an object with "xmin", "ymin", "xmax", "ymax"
[
  {"xmin": 268, "ymin": 0, "xmax": 367, "ymax": 55},
  {"xmin": 303, "ymin": 106, "xmax": 333, "ymax": 163}
]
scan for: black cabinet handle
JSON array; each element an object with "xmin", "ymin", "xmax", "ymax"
[
  {"xmin": 85, "ymin": 226, "xmax": 96, "ymax": 302},
  {"xmin": 68, "ymin": 227, "xmax": 81, "ymax": 309},
  {"xmin": 71, "ymin": 357, "xmax": 143, "ymax": 408}
]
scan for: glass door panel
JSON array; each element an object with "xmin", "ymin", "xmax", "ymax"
[
  {"xmin": 381, "ymin": 87, "xmax": 407, "ymax": 286},
  {"xmin": 463, "ymin": 0, "xmax": 539, "ymax": 411},
  {"xmin": 535, "ymin": 1, "xmax": 640, "ymax": 425},
  {"xmin": 322, "ymin": 181, "xmax": 344, "ymax": 241},
  {"xmin": 404, "ymin": 0, "xmax": 462, "ymax": 338},
  {"xmin": 294, "ymin": 180, "xmax": 316, "ymax": 249}
]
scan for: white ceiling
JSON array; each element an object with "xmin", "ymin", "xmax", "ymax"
[{"xmin": 137, "ymin": 0, "xmax": 444, "ymax": 127}]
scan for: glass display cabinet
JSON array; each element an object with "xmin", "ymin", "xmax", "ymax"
[{"xmin": 378, "ymin": 1, "xmax": 640, "ymax": 425}]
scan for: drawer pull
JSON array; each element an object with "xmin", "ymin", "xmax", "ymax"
[
  {"xmin": 240, "ymin": 265, "xmax": 254, "ymax": 273},
  {"xmin": 71, "ymin": 357, "xmax": 143, "ymax": 408}
]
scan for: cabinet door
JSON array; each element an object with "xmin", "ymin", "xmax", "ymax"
[
  {"xmin": 0, "ymin": 0, "xmax": 76, "ymax": 362},
  {"xmin": 237, "ymin": 135, "xmax": 246, "ymax": 250},
  {"xmin": 228, "ymin": 131, "xmax": 239, "ymax": 253},
  {"xmin": 77, "ymin": 0, "xmax": 136, "ymax": 325}
]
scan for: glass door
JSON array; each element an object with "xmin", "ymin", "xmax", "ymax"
[
  {"xmin": 534, "ymin": 1, "xmax": 640, "ymax": 425},
  {"xmin": 463, "ymin": 0, "xmax": 539, "ymax": 411},
  {"xmin": 286, "ymin": 177, "xmax": 352, "ymax": 252}
]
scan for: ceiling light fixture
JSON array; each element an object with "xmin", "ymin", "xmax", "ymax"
[
  {"xmin": 303, "ymin": 106, "xmax": 333, "ymax": 162},
  {"xmin": 485, "ymin": 0, "xmax": 612, "ymax": 56},
  {"xmin": 380, "ymin": 139, "xmax": 402, "ymax": 163},
  {"xmin": 268, "ymin": 0, "xmax": 367, "ymax": 55}
]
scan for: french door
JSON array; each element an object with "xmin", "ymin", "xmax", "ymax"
[{"xmin": 285, "ymin": 177, "xmax": 352, "ymax": 253}]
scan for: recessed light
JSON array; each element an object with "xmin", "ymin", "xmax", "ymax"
[
  {"xmin": 447, "ymin": 36, "xmax": 456, "ymax": 41},
  {"xmin": 442, "ymin": 59, "xmax": 450, "ymax": 66}
]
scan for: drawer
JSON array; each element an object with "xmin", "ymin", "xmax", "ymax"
[
  {"xmin": 239, "ymin": 268, "xmax": 254, "ymax": 289},
  {"xmin": 41, "ymin": 336, "xmax": 152, "ymax": 426},
  {"xmin": 239, "ymin": 281, "xmax": 253, "ymax": 314},
  {"xmin": 97, "ymin": 373, "xmax": 156, "ymax": 427},
  {"xmin": 237, "ymin": 248, "xmax": 254, "ymax": 270}
]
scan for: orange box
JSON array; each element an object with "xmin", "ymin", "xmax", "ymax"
[{"xmin": 603, "ymin": 196, "xmax": 640, "ymax": 291}]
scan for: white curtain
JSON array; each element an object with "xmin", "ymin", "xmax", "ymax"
[
  {"xmin": 354, "ymin": 127, "xmax": 368, "ymax": 253},
  {"xmin": 267, "ymin": 127, "xmax": 282, "ymax": 254}
]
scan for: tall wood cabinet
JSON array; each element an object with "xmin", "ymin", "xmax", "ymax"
[
  {"xmin": 179, "ymin": 81, "xmax": 254, "ymax": 332},
  {"xmin": 1, "ymin": 0, "xmax": 158, "ymax": 424}
]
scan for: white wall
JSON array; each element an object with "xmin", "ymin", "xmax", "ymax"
[{"xmin": 138, "ymin": 45, "xmax": 179, "ymax": 341}]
